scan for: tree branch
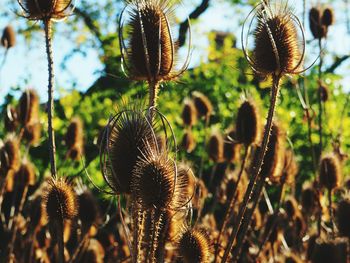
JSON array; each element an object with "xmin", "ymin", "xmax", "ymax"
[
  {"xmin": 178, "ymin": 0, "xmax": 210, "ymax": 47},
  {"xmin": 325, "ymin": 55, "xmax": 350, "ymax": 74}
]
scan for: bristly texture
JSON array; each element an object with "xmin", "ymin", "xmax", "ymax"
[
  {"xmin": 236, "ymin": 100, "xmax": 261, "ymax": 146},
  {"xmin": 252, "ymin": 3, "xmax": 302, "ymax": 76},
  {"xmin": 182, "ymin": 98, "xmax": 197, "ymax": 127},
  {"xmin": 18, "ymin": 89, "xmax": 39, "ymax": 127},
  {"xmin": 23, "ymin": 123, "xmax": 42, "ymax": 146},
  {"xmin": 301, "ymin": 186, "xmax": 319, "ymax": 215},
  {"xmin": 1, "ymin": 25, "xmax": 16, "ymax": 48},
  {"xmin": 309, "ymin": 7, "xmax": 327, "ymax": 39},
  {"xmin": 322, "ymin": 7, "xmax": 334, "ymax": 27},
  {"xmin": 181, "ymin": 130, "xmax": 196, "ymax": 153},
  {"xmin": 42, "ymin": 178, "xmax": 77, "ymax": 223},
  {"xmin": 178, "ymin": 229, "xmax": 211, "ymax": 263},
  {"xmin": 131, "ymin": 150, "xmax": 175, "ymax": 210},
  {"xmin": 319, "ymin": 154, "xmax": 341, "ymax": 191},
  {"xmin": 105, "ymin": 108, "xmax": 156, "ymax": 194},
  {"xmin": 192, "ymin": 91, "xmax": 213, "ymax": 119},
  {"xmin": 124, "ymin": 0, "xmax": 176, "ymax": 82},
  {"xmin": 78, "ymin": 190, "xmax": 101, "ymax": 230},
  {"xmin": 208, "ymin": 131, "xmax": 224, "ymax": 163},
  {"xmin": 0, "ymin": 137, "xmax": 21, "ymax": 172},
  {"xmin": 336, "ymin": 199, "xmax": 350, "ymax": 238},
  {"xmin": 18, "ymin": 0, "xmax": 73, "ymax": 20}
]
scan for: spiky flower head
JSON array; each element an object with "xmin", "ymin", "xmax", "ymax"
[
  {"xmin": 236, "ymin": 100, "xmax": 261, "ymax": 146},
  {"xmin": 102, "ymin": 108, "xmax": 156, "ymax": 194},
  {"xmin": 178, "ymin": 229, "xmax": 211, "ymax": 263},
  {"xmin": 18, "ymin": 89, "xmax": 39, "ymax": 127},
  {"xmin": 1, "ymin": 25, "xmax": 16, "ymax": 49},
  {"xmin": 319, "ymin": 154, "xmax": 341, "ymax": 191},
  {"xmin": 18, "ymin": 0, "xmax": 74, "ymax": 21},
  {"xmin": 131, "ymin": 150, "xmax": 176, "ymax": 210},
  {"xmin": 208, "ymin": 131, "xmax": 224, "ymax": 163},
  {"xmin": 192, "ymin": 91, "xmax": 213, "ymax": 120},
  {"xmin": 322, "ymin": 7, "xmax": 334, "ymax": 27},
  {"xmin": 120, "ymin": 0, "xmax": 190, "ymax": 82},
  {"xmin": 243, "ymin": 1, "xmax": 304, "ymax": 77},
  {"xmin": 42, "ymin": 178, "xmax": 77, "ymax": 223},
  {"xmin": 181, "ymin": 130, "xmax": 196, "ymax": 153},
  {"xmin": 182, "ymin": 98, "xmax": 197, "ymax": 127}
]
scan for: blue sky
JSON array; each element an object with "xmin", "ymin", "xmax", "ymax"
[{"xmin": 0, "ymin": 0, "xmax": 348, "ymax": 104}]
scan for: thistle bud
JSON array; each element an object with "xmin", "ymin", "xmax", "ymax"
[{"xmin": 1, "ymin": 25, "xmax": 16, "ymax": 49}]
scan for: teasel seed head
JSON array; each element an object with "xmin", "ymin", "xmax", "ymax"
[
  {"xmin": 178, "ymin": 229, "xmax": 211, "ymax": 263},
  {"xmin": 65, "ymin": 117, "xmax": 84, "ymax": 160},
  {"xmin": 181, "ymin": 130, "xmax": 196, "ymax": 153},
  {"xmin": 311, "ymin": 238, "xmax": 348, "ymax": 263},
  {"xmin": 1, "ymin": 25, "xmax": 16, "ymax": 49},
  {"xmin": 18, "ymin": 0, "xmax": 74, "ymax": 21},
  {"xmin": 319, "ymin": 84, "xmax": 329, "ymax": 102},
  {"xmin": 208, "ymin": 131, "xmax": 224, "ymax": 163},
  {"xmin": 131, "ymin": 150, "xmax": 175, "ymax": 210},
  {"xmin": 336, "ymin": 199, "xmax": 350, "ymax": 238},
  {"xmin": 223, "ymin": 140, "xmax": 240, "ymax": 163},
  {"xmin": 309, "ymin": 7, "xmax": 328, "ymax": 39},
  {"xmin": 78, "ymin": 190, "xmax": 101, "ymax": 229},
  {"xmin": 15, "ymin": 161, "xmax": 36, "ymax": 187},
  {"xmin": 192, "ymin": 91, "xmax": 213, "ymax": 120},
  {"xmin": 182, "ymin": 98, "xmax": 197, "ymax": 127},
  {"xmin": 322, "ymin": 7, "xmax": 334, "ymax": 27},
  {"xmin": 319, "ymin": 154, "xmax": 341, "ymax": 191},
  {"xmin": 0, "ymin": 137, "xmax": 21, "ymax": 172},
  {"xmin": 4, "ymin": 105, "xmax": 18, "ymax": 133},
  {"xmin": 120, "ymin": 0, "xmax": 188, "ymax": 83},
  {"xmin": 282, "ymin": 150, "xmax": 298, "ymax": 185},
  {"xmin": 23, "ymin": 123, "xmax": 42, "ymax": 146},
  {"xmin": 18, "ymin": 89, "xmax": 39, "ymax": 127},
  {"xmin": 176, "ymin": 163, "xmax": 196, "ymax": 204},
  {"xmin": 105, "ymin": 108, "xmax": 156, "ymax": 194},
  {"xmin": 301, "ymin": 186, "xmax": 319, "ymax": 215},
  {"xmin": 246, "ymin": 2, "xmax": 303, "ymax": 77},
  {"xmin": 43, "ymin": 178, "xmax": 77, "ymax": 224},
  {"xmin": 236, "ymin": 100, "xmax": 261, "ymax": 146},
  {"xmin": 284, "ymin": 197, "xmax": 299, "ymax": 219},
  {"xmin": 28, "ymin": 196, "xmax": 47, "ymax": 230},
  {"xmin": 259, "ymin": 124, "xmax": 284, "ymax": 182}
]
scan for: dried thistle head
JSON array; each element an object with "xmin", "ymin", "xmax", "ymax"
[
  {"xmin": 23, "ymin": 123, "xmax": 42, "ymax": 146},
  {"xmin": 336, "ymin": 199, "xmax": 350, "ymax": 238},
  {"xmin": 208, "ymin": 131, "xmax": 224, "ymax": 163},
  {"xmin": 102, "ymin": 108, "xmax": 156, "ymax": 194},
  {"xmin": 182, "ymin": 98, "xmax": 197, "ymax": 127},
  {"xmin": 15, "ymin": 161, "xmax": 36, "ymax": 187},
  {"xmin": 1, "ymin": 25, "xmax": 16, "ymax": 49},
  {"xmin": 131, "ymin": 150, "xmax": 175, "ymax": 210},
  {"xmin": 223, "ymin": 137, "xmax": 240, "ymax": 163},
  {"xmin": 192, "ymin": 91, "xmax": 213, "ymax": 120},
  {"xmin": 18, "ymin": 0, "xmax": 74, "ymax": 20},
  {"xmin": 309, "ymin": 7, "xmax": 329, "ymax": 39},
  {"xmin": 322, "ymin": 7, "xmax": 334, "ymax": 27},
  {"xmin": 18, "ymin": 89, "xmax": 39, "ymax": 127},
  {"xmin": 235, "ymin": 100, "xmax": 261, "ymax": 146},
  {"xmin": 181, "ymin": 130, "xmax": 196, "ymax": 153},
  {"xmin": 78, "ymin": 190, "xmax": 101, "ymax": 229},
  {"xmin": 244, "ymin": 2, "xmax": 304, "ymax": 77},
  {"xmin": 65, "ymin": 117, "xmax": 84, "ymax": 160},
  {"xmin": 282, "ymin": 150, "xmax": 298, "ymax": 185},
  {"xmin": 178, "ymin": 229, "xmax": 211, "ymax": 263},
  {"xmin": 120, "ymin": 0, "xmax": 190, "ymax": 82},
  {"xmin": 0, "ymin": 136, "xmax": 21, "ymax": 172},
  {"xmin": 42, "ymin": 178, "xmax": 77, "ymax": 224},
  {"xmin": 301, "ymin": 185, "xmax": 319, "ymax": 215},
  {"xmin": 319, "ymin": 154, "xmax": 341, "ymax": 191}
]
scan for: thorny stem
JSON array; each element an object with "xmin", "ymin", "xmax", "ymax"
[
  {"xmin": 221, "ymin": 75, "xmax": 280, "ymax": 263},
  {"xmin": 317, "ymin": 38, "xmax": 323, "ymax": 159},
  {"xmin": 148, "ymin": 81, "xmax": 160, "ymax": 121},
  {"xmin": 214, "ymin": 146, "xmax": 250, "ymax": 262},
  {"xmin": 57, "ymin": 220, "xmax": 65, "ymax": 263},
  {"xmin": 44, "ymin": 19, "xmax": 57, "ymax": 179}
]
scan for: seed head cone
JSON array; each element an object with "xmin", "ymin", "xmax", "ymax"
[
  {"xmin": 1, "ymin": 25, "xmax": 16, "ymax": 48},
  {"xmin": 178, "ymin": 229, "xmax": 211, "ymax": 263},
  {"xmin": 319, "ymin": 154, "xmax": 341, "ymax": 190},
  {"xmin": 236, "ymin": 100, "xmax": 260, "ymax": 146}
]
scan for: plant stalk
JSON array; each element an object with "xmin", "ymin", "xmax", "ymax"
[
  {"xmin": 221, "ymin": 75, "xmax": 280, "ymax": 263},
  {"xmin": 44, "ymin": 19, "xmax": 57, "ymax": 178}
]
